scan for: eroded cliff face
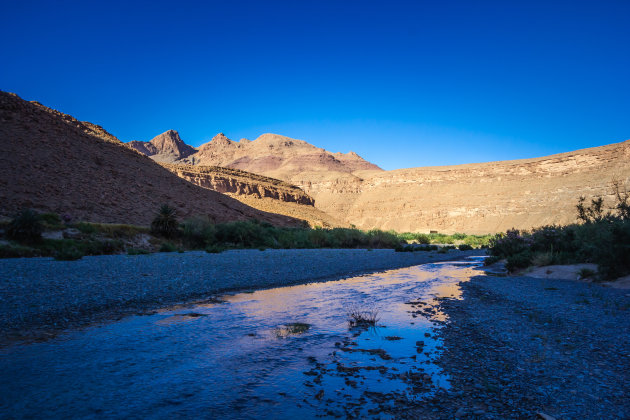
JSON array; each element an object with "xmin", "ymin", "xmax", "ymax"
[
  {"xmin": 161, "ymin": 164, "xmax": 315, "ymax": 206},
  {"xmin": 128, "ymin": 129, "xmax": 630, "ymax": 234},
  {"xmin": 305, "ymin": 140, "xmax": 630, "ymax": 234}
]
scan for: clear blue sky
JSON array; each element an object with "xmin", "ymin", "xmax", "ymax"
[{"xmin": 2, "ymin": 1, "xmax": 629, "ymax": 170}]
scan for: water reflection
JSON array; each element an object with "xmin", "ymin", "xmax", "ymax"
[{"xmin": 0, "ymin": 257, "xmax": 484, "ymax": 419}]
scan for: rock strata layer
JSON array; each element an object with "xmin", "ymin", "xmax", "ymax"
[{"xmin": 162, "ymin": 164, "xmax": 315, "ymax": 206}]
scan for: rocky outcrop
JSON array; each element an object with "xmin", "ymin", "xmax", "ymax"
[
  {"xmin": 161, "ymin": 164, "xmax": 315, "ymax": 206},
  {"xmin": 131, "ymin": 132, "xmax": 382, "ymax": 177},
  {"xmin": 129, "ymin": 130, "xmax": 197, "ymax": 163},
  {"xmin": 0, "ymin": 91, "xmax": 302, "ymax": 227}
]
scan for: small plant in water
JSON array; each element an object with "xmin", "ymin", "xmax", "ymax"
[
  {"xmin": 274, "ymin": 322, "xmax": 311, "ymax": 337},
  {"xmin": 347, "ymin": 306, "xmax": 379, "ymax": 328}
]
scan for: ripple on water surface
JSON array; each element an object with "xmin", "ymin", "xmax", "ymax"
[{"xmin": 0, "ymin": 257, "xmax": 485, "ymax": 418}]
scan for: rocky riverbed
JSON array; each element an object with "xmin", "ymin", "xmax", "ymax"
[
  {"xmin": 396, "ymin": 272, "xmax": 630, "ymax": 419},
  {"xmin": 0, "ymin": 248, "xmax": 481, "ymax": 344}
]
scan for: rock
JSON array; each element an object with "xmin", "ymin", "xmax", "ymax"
[
  {"xmin": 454, "ymin": 407, "xmax": 467, "ymax": 417},
  {"xmin": 42, "ymin": 231, "xmax": 63, "ymax": 240}
]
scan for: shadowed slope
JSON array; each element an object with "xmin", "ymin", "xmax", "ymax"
[{"xmin": 0, "ymin": 92, "xmax": 302, "ymax": 226}]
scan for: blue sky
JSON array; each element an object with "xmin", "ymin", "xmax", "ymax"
[{"xmin": 2, "ymin": 0, "xmax": 629, "ymax": 170}]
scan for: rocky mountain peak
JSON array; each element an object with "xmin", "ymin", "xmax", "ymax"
[{"xmin": 210, "ymin": 133, "xmax": 233, "ymax": 145}]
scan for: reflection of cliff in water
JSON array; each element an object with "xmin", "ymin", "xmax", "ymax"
[{"xmin": 0, "ymin": 257, "xmax": 485, "ymax": 418}]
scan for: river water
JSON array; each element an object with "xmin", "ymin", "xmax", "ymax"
[{"xmin": 0, "ymin": 257, "xmax": 484, "ymax": 419}]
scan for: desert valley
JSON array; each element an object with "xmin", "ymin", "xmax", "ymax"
[
  {"xmin": 2, "ymin": 2, "xmax": 629, "ymax": 418},
  {"xmin": 1, "ymin": 90, "xmax": 629, "ymax": 418},
  {"xmin": 3, "ymin": 90, "xmax": 629, "ymax": 235}
]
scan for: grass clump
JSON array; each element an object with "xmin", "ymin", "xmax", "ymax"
[{"xmin": 347, "ymin": 307, "xmax": 379, "ymax": 328}]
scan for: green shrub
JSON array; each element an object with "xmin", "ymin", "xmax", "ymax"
[
  {"xmin": 205, "ymin": 244, "xmax": 226, "ymax": 254},
  {"xmin": 159, "ymin": 242, "xmax": 178, "ymax": 252},
  {"xmin": 506, "ymin": 251, "xmax": 532, "ymax": 273},
  {"xmin": 484, "ymin": 256, "xmax": 501, "ymax": 266},
  {"xmin": 74, "ymin": 222, "xmax": 97, "ymax": 235},
  {"xmin": 458, "ymin": 244, "xmax": 474, "ymax": 251},
  {"xmin": 40, "ymin": 212, "xmax": 64, "ymax": 230},
  {"xmin": 531, "ymin": 251, "xmax": 554, "ymax": 266},
  {"xmin": 7, "ymin": 209, "xmax": 43, "ymax": 243},
  {"xmin": 54, "ymin": 246, "xmax": 84, "ymax": 261},
  {"xmin": 127, "ymin": 248, "xmax": 150, "ymax": 255},
  {"xmin": 181, "ymin": 217, "xmax": 216, "ymax": 248},
  {"xmin": 0, "ymin": 243, "xmax": 40, "ymax": 258},
  {"xmin": 578, "ymin": 267, "xmax": 597, "ymax": 279},
  {"xmin": 151, "ymin": 204, "xmax": 179, "ymax": 238}
]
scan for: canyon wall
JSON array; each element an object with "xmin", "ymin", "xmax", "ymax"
[
  {"xmin": 161, "ymin": 164, "xmax": 315, "ymax": 206},
  {"xmin": 302, "ymin": 140, "xmax": 630, "ymax": 234}
]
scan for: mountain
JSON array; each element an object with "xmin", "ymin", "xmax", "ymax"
[
  {"xmin": 132, "ymin": 131, "xmax": 381, "ymax": 178},
  {"xmin": 0, "ymin": 91, "xmax": 302, "ymax": 227},
  {"xmin": 128, "ymin": 130, "xmax": 196, "ymax": 163},
  {"xmin": 130, "ymin": 130, "xmax": 630, "ymax": 234},
  {"xmin": 309, "ymin": 140, "xmax": 630, "ymax": 234}
]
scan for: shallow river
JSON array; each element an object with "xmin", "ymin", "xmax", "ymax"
[{"xmin": 1, "ymin": 257, "xmax": 484, "ymax": 419}]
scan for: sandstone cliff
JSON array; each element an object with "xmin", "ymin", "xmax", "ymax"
[
  {"xmin": 130, "ymin": 130, "xmax": 629, "ymax": 234},
  {"xmin": 0, "ymin": 92, "xmax": 302, "ymax": 227},
  {"xmin": 306, "ymin": 141, "xmax": 630, "ymax": 234},
  {"xmin": 161, "ymin": 164, "xmax": 315, "ymax": 206}
]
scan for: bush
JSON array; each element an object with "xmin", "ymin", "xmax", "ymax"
[
  {"xmin": 506, "ymin": 251, "xmax": 532, "ymax": 273},
  {"xmin": 159, "ymin": 242, "xmax": 178, "ymax": 252},
  {"xmin": 205, "ymin": 244, "xmax": 226, "ymax": 254},
  {"xmin": 531, "ymin": 252, "xmax": 554, "ymax": 266},
  {"xmin": 7, "ymin": 209, "xmax": 43, "ymax": 243},
  {"xmin": 484, "ymin": 256, "xmax": 501, "ymax": 266},
  {"xmin": 74, "ymin": 222, "xmax": 97, "ymax": 235},
  {"xmin": 0, "ymin": 243, "xmax": 40, "ymax": 258},
  {"xmin": 127, "ymin": 248, "xmax": 150, "ymax": 255},
  {"xmin": 151, "ymin": 204, "xmax": 179, "ymax": 238},
  {"xmin": 458, "ymin": 244, "xmax": 473, "ymax": 251},
  {"xmin": 40, "ymin": 212, "xmax": 64, "ymax": 230},
  {"xmin": 181, "ymin": 217, "xmax": 216, "ymax": 248},
  {"xmin": 54, "ymin": 246, "xmax": 84, "ymax": 261}
]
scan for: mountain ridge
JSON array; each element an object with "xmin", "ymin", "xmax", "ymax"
[
  {"xmin": 0, "ymin": 91, "xmax": 303, "ymax": 227},
  {"xmin": 129, "ymin": 129, "xmax": 630, "ymax": 234}
]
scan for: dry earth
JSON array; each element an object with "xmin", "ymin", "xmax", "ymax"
[{"xmin": 0, "ymin": 92, "xmax": 301, "ymax": 227}]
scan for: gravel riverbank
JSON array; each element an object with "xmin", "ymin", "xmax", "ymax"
[
  {"xmin": 0, "ymin": 248, "xmax": 482, "ymax": 344},
  {"xmin": 398, "ymin": 271, "xmax": 630, "ymax": 419}
]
